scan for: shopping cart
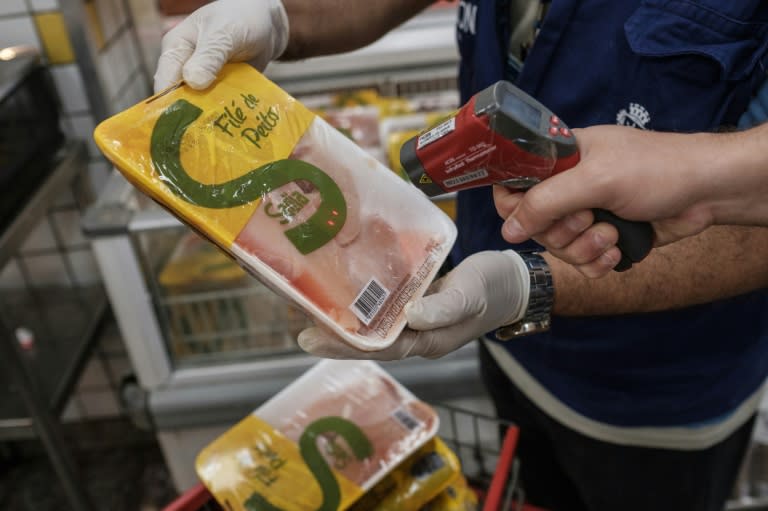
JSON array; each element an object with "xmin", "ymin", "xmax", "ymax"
[{"xmin": 161, "ymin": 403, "xmax": 547, "ymax": 511}]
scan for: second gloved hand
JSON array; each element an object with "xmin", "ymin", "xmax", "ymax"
[
  {"xmin": 298, "ymin": 250, "xmax": 531, "ymax": 360},
  {"xmin": 153, "ymin": 0, "xmax": 289, "ymax": 92}
]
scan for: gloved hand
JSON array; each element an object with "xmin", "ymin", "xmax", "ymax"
[
  {"xmin": 298, "ymin": 250, "xmax": 531, "ymax": 360},
  {"xmin": 153, "ymin": 0, "xmax": 289, "ymax": 92}
]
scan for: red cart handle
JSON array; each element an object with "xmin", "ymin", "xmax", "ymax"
[
  {"xmin": 483, "ymin": 425, "xmax": 520, "ymax": 511},
  {"xmin": 164, "ymin": 428, "xmax": 547, "ymax": 511},
  {"xmin": 162, "ymin": 482, "xmax": 212, "ymax": 511}
]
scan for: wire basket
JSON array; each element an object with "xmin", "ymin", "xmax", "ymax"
[{"xmin": 161, "ymin": 404, "xmax": 547, "ymax": 511}]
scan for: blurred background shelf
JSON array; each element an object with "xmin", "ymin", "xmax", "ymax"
[
  {"xmin": 0, "ymin": 284, "xmax": 108, "ymax": 439},
  {"xmin": 0, "ymin": 141, "xmax": 110, "ymax": 510}
]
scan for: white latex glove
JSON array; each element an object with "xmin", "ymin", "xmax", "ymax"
[
  {"xmin": 154, "ymin": 0, "xmax": 289, "ymax": 92},
  {"xmin": 298, "ymin": 250, "xmax": 531, "ymax": 360}
]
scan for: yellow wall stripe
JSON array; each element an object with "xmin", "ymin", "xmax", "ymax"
[{"xmin": 33, "ymin": 12, "xmax": 75, "ymax": 64}]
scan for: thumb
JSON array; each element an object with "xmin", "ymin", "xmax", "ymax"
[
  {"xmin": 153, "ymin": 20, "xmax": 198, "ymax": 93},
  {"xmin": 182, "ymin": 26, "xmax": 234, "ymax": 89},
  {"xmin": 154, "ymin": 45, "xmax": 193, "ymax": 92},
  {"xmin": 406, "ymin": 288, "xmax": 482, "ymax": 330}
]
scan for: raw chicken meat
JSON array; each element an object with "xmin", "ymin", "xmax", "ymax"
[
  {"xmin": 256, "ymin": 360, "xmax": 439, "ymax": 490},
  {"xmin": 273, "ymin": 378, "xmax": 435, "ymax": 487},
  {"xmin": 234, "ymin": 118, "xmax": 446, "ymax": 340}
]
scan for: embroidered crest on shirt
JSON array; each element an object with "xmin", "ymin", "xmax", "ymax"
[
  {"xmin": 457, "ymin": 0, "xmax": 478, "ymax": 35},
  {"xmin": 616, "ymin": 103, "xmax": 651, "ymax": 129}
]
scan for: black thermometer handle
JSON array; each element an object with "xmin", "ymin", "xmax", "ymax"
[{"xmin": 591, "ymin": 209, "xmax": 654, "ymax": 271}]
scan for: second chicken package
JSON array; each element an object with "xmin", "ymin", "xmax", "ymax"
[{"xmin": 195, "ymin": 360, "xmax": 440, "ymax": 510}]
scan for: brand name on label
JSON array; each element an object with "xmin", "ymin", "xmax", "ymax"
[
  {"xmin": 264, "ymin": 191, "xmax": 311, "ymax": 225},
  {"xmin": 247, "ymin": 442, "xmax": 287, "ymax": 488},
  {"xmin": 213, "ymin": 93, "xmax": 281, "ymax": 149}
]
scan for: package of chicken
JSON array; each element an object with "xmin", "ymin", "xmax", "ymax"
[
  {"xmin": 195, "ymin": 359, "xmax": 439, "ymax": 510},
  {"xmin": 93, "ymin": 63, "xmax": 457, "ymax": 352},
  {"xmin": 348, "ymin": 436, "xmax": 461, "ymax": 511},
  {"xmin": 419, "ymin": 474, "xmax": 479, "ymax": 511}
]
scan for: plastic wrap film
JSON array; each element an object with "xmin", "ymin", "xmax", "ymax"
[
  {"xmin": 349, "ymin": 437, "xmax": 460, "ymax": 511},
  {"xmin": 255, "ymin": 361, "xmax": 439, "ymax": 490},
  {"xmin": 195, "ymin": 360, "xmax": 439, "ymax": 510},
  {"xmin": 93, "ymin": 63, "xmax": 457, "ymax": 351},
  {"xmin": 420, "ymin": 475, "xmax": 478, "ymax": 511}
]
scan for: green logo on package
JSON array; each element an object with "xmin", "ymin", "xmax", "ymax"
[
  {"xmin": 150, "ymin": 99, "xmax": 347, "ymax": 255},
  {"xmin": 240, "ymin": 416, "xmax": 373, "ymax": 511}
]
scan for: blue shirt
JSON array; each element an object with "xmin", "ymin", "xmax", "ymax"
[{"xmin": 455, "ymin": 0, "xmax": 768, "ymax": 427}]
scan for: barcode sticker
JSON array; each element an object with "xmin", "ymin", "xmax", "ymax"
[
  {"xmin": 350, "ymin": 278, "xmax": 390, "ymax": 325},
  {"xmin": 392, "ymin": 406, "xmax": 422, "ymax": 432},
  {"xmin": 417, "ymin": 118, "xmax": 456, "ymax": 149},
  {"xmin": 443, "ymin": 168, "xmax": 488, "ymax": 189}
]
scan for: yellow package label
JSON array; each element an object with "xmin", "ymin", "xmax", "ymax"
[
  {"xmin": 350, "ymin": 437, "xmax": 460, "ymax": 511},
  {"xmin": 94, "ymin": 64, "xmax": 316, "ymax": 250},
  {"xmin": 196, "ymin": 415, "xmax": 366, "ymax": 511}
]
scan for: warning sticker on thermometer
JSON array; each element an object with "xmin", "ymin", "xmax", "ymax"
[{"xmin": 417, "ymin": 118, "xmax": 456, "ymax": 150}]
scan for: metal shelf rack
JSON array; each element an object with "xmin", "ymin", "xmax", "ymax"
[{"xmin": 0, "ymin": 141, "xmax": 110, "ymax": 511}]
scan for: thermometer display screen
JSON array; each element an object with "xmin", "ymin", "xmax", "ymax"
[{"xmin": 501, "ymin": 95, "xmax": 542, "ymax": 129}]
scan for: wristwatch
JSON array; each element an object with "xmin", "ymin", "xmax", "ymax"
[{"xmin": 495, "ymin": 252, "xmax": 554, "ymax": 340}]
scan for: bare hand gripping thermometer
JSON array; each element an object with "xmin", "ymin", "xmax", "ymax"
[{"xmin": 400, "ymin": 81, "xmax": 653, "ymax": 271}]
